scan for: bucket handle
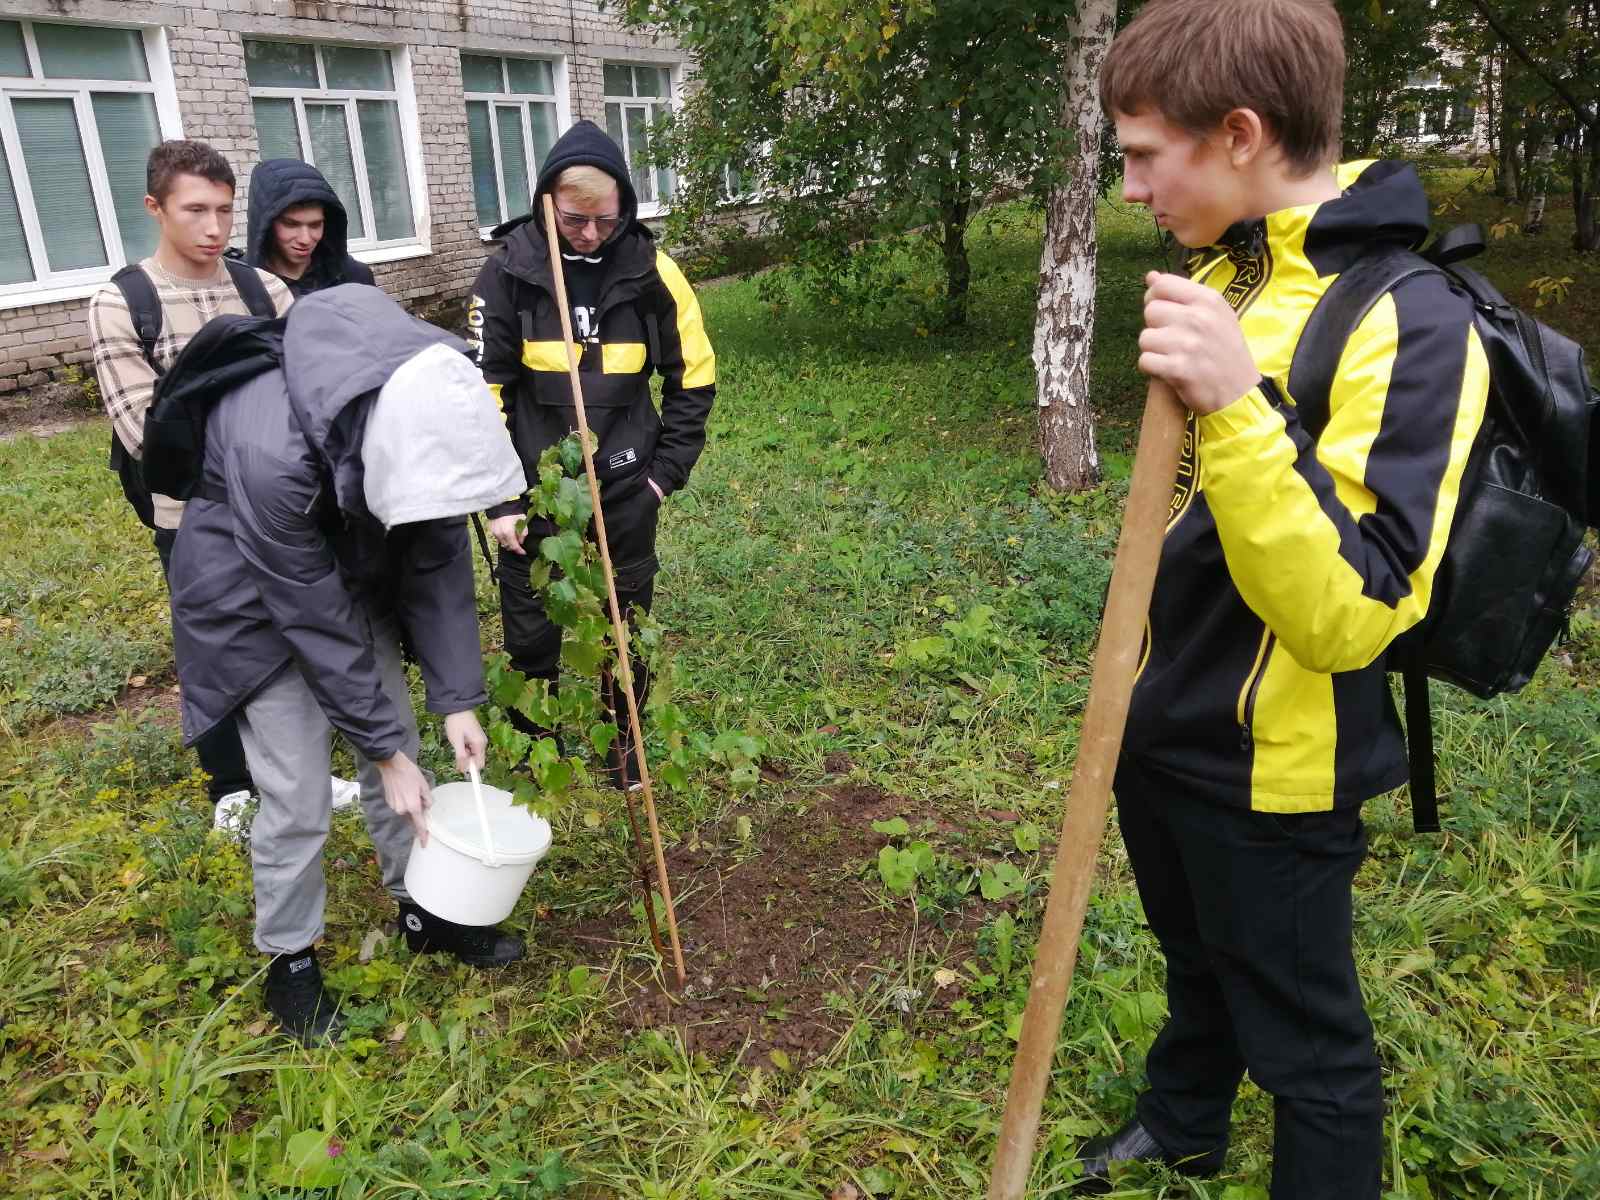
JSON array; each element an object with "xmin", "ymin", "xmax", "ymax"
[{"xmin": 468, "ymin": 761, "xmax": 501, "ymax": 867}]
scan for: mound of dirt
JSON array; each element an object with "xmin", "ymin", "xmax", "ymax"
[{"xmin": 544, "ymin": 784, "xmax": 1016, "ymax": 1066}]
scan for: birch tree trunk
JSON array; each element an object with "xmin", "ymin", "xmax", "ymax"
[{"xmin": 1036, "ymin": 0, "xmax": 1117, "ymax": 492}]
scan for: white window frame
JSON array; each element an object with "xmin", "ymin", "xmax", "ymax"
[
  {"xmin": 462, "ymin": 53, "xmax": 570, "ymax": 240},
  {"xmin": 244, "ymin": 38, "xmax": 429, "ymax": 263},
  {"xmin": 720, "ymin": 162, "xmax": 758, "ymax": 205},
  {"xmin": 1396, "ymin": 79, "xmax": 1475, "ymax": 146},
  {"xmin": 602, "ymin": 61, "xmax": 679, "ymax": 218},
  {"xmin": 0, "ymin": 18, "xmax": 182, "ymax": 311}
]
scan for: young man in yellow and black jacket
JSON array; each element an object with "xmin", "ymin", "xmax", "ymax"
[
  {"xmin": 467, "ymin": 120, "xmax": 714, "ymax": 787},
  {"xmin": 1073, "ymin": 3, "xmax": 1490, "ymax": 1197}
]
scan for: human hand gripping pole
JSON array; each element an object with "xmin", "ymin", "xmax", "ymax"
[
  {"xmin": 986, "ymin": 379, "xmax": 1186, "ymax": 1199},
  {"xmin": 540, "ymin": 194, "xmax": 688, "ymax": 990}
]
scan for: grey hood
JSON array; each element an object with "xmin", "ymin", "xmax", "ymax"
[
  {"xmin": 283, "ymin": 284, "xmax": 473, "ymax": 516},
  {"xmin": 168, "ymin": 285, "xmax": 503, "ymax": 760}
]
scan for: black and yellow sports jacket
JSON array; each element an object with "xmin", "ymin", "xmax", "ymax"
[
  {"xmin": 1123, "ymin": 161, "xmax": 1490, "ymax": 813},
  {"xmin": 467, "ymin": 121, "xmax": 715, "ymax": 519}
]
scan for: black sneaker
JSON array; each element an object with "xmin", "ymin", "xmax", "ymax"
[
  {"xmin": 264, "ymin": 949, "xmax": 345, "ymax": 1046},
  {"xmin": 1072, "ymin": 1116, "xmax": 1225, "ymax": 1194},
  {"xmin": 398, "ymin": 902, "xmax": 525, "ymax": 967}
]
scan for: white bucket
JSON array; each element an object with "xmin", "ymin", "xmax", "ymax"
[{"xmin": 403, "ymin": 764, "xmax": 553, "ymax": 926}]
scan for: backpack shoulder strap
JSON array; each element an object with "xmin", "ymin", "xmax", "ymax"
[
  {"xmin": 1427, "ymin": 223, "xmax": 1487, "ymax": 267},
  {"xmin": 223, "ymin": 257, "xmax": 278, "ymax": 319},
  {"xmin": 111, "ymin": 264, "xmax": 162, "ymax": 372},
  {"xmin": 1288, "ymin": 245, "xmax": 1452, "ymax": 836},
  {"xmin": 1286, "ymin": 246, "xmax": 1437, "ymax": 440},
  {"xmin": 1403, "ymin": 666, "xmax": 1441, "ymax": 834}
]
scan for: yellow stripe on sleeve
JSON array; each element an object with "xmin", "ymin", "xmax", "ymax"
[{"xmin": 654, "ymin": 251, "xmax": 715, "ymax": 390}]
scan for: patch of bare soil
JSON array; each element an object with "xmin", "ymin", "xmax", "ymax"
[
  {"xmin": 34, "ymin": 674, "xmax": 182, "ymax": 740},
  {"xmin": 0, "ymin": 389, "xmax": 92, "ymax": 442},
  {"xmin": 544, "ymin": 783, "xmax": 1012, "ymax": 1066}
]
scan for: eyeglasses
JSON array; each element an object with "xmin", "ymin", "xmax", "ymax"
[{"xmin": 555, "ymin": 207, "xmax": 623, "ymax": 235}]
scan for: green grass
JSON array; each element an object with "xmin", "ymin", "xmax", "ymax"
[
  {"xmin": 1420, "ymin": 165, "xmax": 1600, "ymax": 363},
  {"xmin": 1, "ymin": 181, "xmax": 1598, "ymax": 1199}
]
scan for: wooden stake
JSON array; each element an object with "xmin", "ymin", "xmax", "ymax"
[
  {"xmin": 988, "ymin": 381, "xmax": 1186, "ymax": 1198},
  {"xmin": 541, "ymin": 194, "xmax": 687, "ymax": 990}
]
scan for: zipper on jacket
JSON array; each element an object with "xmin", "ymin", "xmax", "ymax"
[{"xmin": 1237, "ymin": 629, "xmax": 1276, "ymax": 750}]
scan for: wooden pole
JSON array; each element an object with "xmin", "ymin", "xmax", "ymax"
[
  {"xmin": 988, "ymin": 380, "xmax": 1186, "ymax": 1198},
  {"xmin": 541, "ymin": 194, "xmax": 687, "ymax": 990}
]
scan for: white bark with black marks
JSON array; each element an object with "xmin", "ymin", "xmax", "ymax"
[{"xmin": 1036, "ymin": 0, "xmax": 1117, "ymax": 493}]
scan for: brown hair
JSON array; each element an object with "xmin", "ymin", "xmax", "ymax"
[
  {"xmin": 146, "ymin": 139, "xmax": 235, "ymax": 204},
  {"xmin": 1100, "ymin": 0, "xmax": 1345, "ymax": 176}
]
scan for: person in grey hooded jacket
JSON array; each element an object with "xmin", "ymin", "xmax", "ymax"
[{"xmin": 168, "ymin": 285, "xmax": 528, "ymax": 1044}]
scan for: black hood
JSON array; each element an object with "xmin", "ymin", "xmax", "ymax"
[
  {"xmin": 246, "ymin": 159, "xmax": 353, "ymax": 282},
  {"xmin": 1213, "ymin": 160, "xmax": 1433, "ymax": 275},
  {"xmin": 1301, "ymin": 160, "xmax": 1432, "ymax": 269},
  {"xmin": 489, "ymin": 119, "xmax": 638, "ymax": 242}
]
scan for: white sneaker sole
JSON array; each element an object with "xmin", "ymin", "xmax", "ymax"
[{"xmin": 330, "ymin": 776, "xmax": 360, "ymax": 809}]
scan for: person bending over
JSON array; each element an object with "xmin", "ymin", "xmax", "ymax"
[{"xmin": 167, "ymin": 285, "xmax": 530, "ymax": 1044}]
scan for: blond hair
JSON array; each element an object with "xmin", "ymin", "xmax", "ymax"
[
  {"xmin": 553, "ymin": 165, "xmax": 619, "ymax": 207},
  {"xmin": 1100, "ymin": 0, "xmax": 1345, "ymax": 176}
]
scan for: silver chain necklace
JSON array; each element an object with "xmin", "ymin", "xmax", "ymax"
[{"xmin": 149, "ymin": 258, "xmax": 223, "ymax": 323}]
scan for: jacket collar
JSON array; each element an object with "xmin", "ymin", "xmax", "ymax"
[
  {"xmin": 495, "ymin": 218, "xmax": 657, "ymax": 299},
  {"xmin": 1201, "ymin": 160, "xmax": 1432, "ymax": 284}
]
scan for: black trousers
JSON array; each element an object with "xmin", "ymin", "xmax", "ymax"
[
  {"xmin": 1115, "ymin": 755, "xmax": 1383, "ymax": 1200},
  {"xmin": 496, "ymin": 484, "xmax": 660, "ymax": 742},
  {"xmin": 154, "ymin": 527, "xmax": 254, "ymax": 803}
]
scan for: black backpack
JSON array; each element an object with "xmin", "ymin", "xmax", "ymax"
[
  {"xmin": 106, "ymin": 258, "xmax": 278, "ymax": 527},
  {"xmin": 139, "ymin": 313, "xmax": 286, "ymax": 505},
  {"xmin": 1291, "ymin": 224, "xmax": 1599, "ymax": 833}
]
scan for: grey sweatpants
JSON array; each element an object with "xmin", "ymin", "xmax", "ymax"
[{"xmin": 235, "ymin": 615, "xmax": 419, "ymax": 955}]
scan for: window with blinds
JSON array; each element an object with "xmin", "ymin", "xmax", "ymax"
[
  {"xmin": 0, "ymin": 19, "xmax": 175, "ymax": 299},
  {"xmin": 461, "ymin": 53, "xmax": 563, "ymax": 233},
  {"xmin": 602, "ymin": 63, "xmax": 677, "ymax": 211},
  {"xmin": 244, "ymin": 39, "xmax": 420, "ymax": 247}
]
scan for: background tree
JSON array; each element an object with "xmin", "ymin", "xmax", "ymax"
[
  {"xmin": 611, "ymin": 0, "xmax": 1084, "ymax": 327},
  {"xmin": 1448, "ymin": 0, "xmax": 1600, "ymax": 250},
  {"xmin": 1035, "ymin": 0, "xmax": 1117, "ymax": 491},
  {"xmin": 1338, "ymin": 0, "xmax": 1447, "ymax": 157}
]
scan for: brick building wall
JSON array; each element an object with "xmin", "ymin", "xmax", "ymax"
[{"xmin": 0, "ymin": 0, "xmax": 686, "ymax": 398}]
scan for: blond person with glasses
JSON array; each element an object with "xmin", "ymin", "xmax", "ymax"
[{"xmin": 466, "ymin": 120, "xmax": 716, "ymax": 791}]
